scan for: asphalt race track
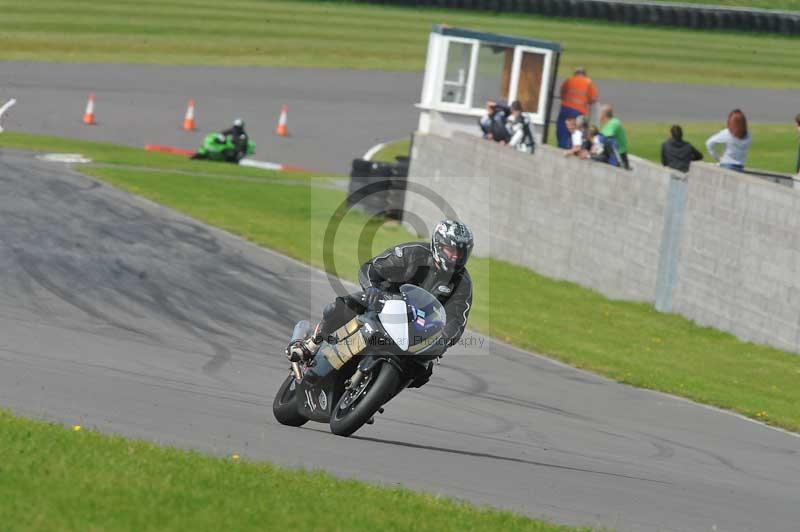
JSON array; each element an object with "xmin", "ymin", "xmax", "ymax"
[
  {"xmin": 2, "ymin": 62, "xmax": 798, "ymax": 173},
  {"xmin": 1, "ymin": 150, "xmax": 799, "ymax": 531}
]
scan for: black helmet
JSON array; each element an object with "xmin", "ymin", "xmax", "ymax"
[{"xmin": 431, "ymin": 220, "xmax": 473, "ymax": 272}]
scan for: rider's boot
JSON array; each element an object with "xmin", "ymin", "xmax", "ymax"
[
  {"xmin": 407, "ymin": 361, "xmax": 435, "ymax": 388},
  {"xmin": 286, "ymin": 323, "xmax": 323, "ymax": 363}
]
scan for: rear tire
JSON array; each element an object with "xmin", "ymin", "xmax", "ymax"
[
  {"xmin": 272, "ymin": 374, "xmax": 308, "ymax": 427},
  {"xmin": 330, "ymin": 362, "xmax": 399, "ymax": 437}
]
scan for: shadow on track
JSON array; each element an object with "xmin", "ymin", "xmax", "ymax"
[{"xmin": 349, "ymin": 434, "xmax": 671, "ymax": 485}]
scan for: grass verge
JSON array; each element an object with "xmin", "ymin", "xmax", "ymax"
[
  {"xmin": 3, "ymin": 131, "xmax": 800, "ymax": 434},
  {"xmin": 0, "ymin": 131, "xmax": 320, "ymax": 181},
  {"xmin": 0, "ymin": 410, "xmax": 582, "ymax": 532},
  {"xmin": 1, "ymin": 1, "xmax": 800, "ymax": 88},
  {"xmin": 370, "ymin": 139, "xmax": 411, "ymax": 162}
]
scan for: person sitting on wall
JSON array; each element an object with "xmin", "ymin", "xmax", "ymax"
[
  {"xmin": 557, "ymin": 67, "xmax": 598, "ymax": 149},
  {"xmin": 506, "ymin": 100, "xmax": 536, "ymax": 154},
  {"xmin": 661, "ymin": 125, "xmax": 703, "ymax": 173},
  {"xmin": 589, "ymin": 129, "xmax": 622, "ymax": 167},
  {"xmin": 599, "ymin": 104, "xmax": 629, "ymax": 169},
  {"xmin": 478, "ymin": 99, "xmax": 510, "ymax": 143},
  {"xmin": 564, "ymin": 115, "xmax": 587, "ymax": 158},
  {"xmin": 587, "ymin": 126, "xmax": 603, "ymax": 159},
  {"xmin": 705, "ymin": 109, "xmax": 751, "ymax": 173}
]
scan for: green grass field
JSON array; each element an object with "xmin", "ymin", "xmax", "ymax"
[
  {"xmin": 0, "ymin": 411, "xmax": 583, "ymax": 532},
  {"xmin": 1, "ymin": 0, "xmax": 799, "ymax": 88},
  {"xmin": 374, "ymin": 121, "xmax": 800, "ymax": 174},
  {"xmin": 3, "ymin": 131, "xmax": 798, "ymax": 433},
  {"xmin": 370, "ymin": 138, "xmax": 413, "ymax": 162}
]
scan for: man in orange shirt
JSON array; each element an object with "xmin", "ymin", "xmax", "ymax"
[{"xmin": 557, "ymin": 67, "xmax": 598, "ymax": 149}]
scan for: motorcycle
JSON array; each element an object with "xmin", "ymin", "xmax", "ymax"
[
  {"xmin": 272, "ymin": 284, "xmax": 446, "ymax": 437},
  {"xmin": 191, "ymin": 132, "xmax": 255, "ymax": 163}
]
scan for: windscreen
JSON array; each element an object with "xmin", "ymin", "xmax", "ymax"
[{"xmin": 400, "ymin": 284, "xmax": 446, "ymax": 353}]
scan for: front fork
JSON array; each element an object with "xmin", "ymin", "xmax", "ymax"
[
  {"xmin": 346, "ymin": 355, "xmax": 404, "ymax": 393},
  {"xmin": 345, "ymin": 368, "xmax": 365, "ymax": 390},
  {"xmin": 291, "ymin": 362, "xmax": 303, "ymax": 381}
]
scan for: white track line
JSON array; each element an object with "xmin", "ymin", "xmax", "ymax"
[
  {"xmin": 0, "ymin": 98, "xmax": 17, "ymax": 133},
  {"xmin": 238, "ymin": 158, "xmax": 285, "ymax": 171},
  {"xmin": 362, "ymin": 141, "xmax": 387, "ymax": 161}
]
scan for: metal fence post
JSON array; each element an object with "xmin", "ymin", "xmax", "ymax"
[{"xmin": 655, "ymin": 172, "xmax": 689, "ymax": 313}]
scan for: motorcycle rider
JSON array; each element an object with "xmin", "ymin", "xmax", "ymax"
[
  {"xmin": 220, "ymin": 118, "xmax": 249, "ymax": 162},
  {"xmin": 287, "ymin": 220, "xmax": 474, "ymax": 385}
]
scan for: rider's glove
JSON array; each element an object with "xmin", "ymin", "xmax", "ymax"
[{"xmin": 363, "ymin": 286, "xmax": 383, "ymax": 310}]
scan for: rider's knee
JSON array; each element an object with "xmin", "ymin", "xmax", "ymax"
[{"xmin": 322, "ymin": 301, "xmax": 340, "ymax": 321}]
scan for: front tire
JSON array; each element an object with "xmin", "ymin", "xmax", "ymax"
[
  {"xmin": 330, "ymin": 362, "xmax": 399, "ymax": 437},
  {"xmin": 272, "ymin": 374, "xmax": 308, "ymax": 427}
]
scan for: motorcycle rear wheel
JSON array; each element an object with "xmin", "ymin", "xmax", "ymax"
[
  {"xmin": 272, "ymin": 373, "xmax": 308, "ymax": 427},
  {"xmin": 329, "ymin": 362, "xmax": 399, "ymax": 437}
]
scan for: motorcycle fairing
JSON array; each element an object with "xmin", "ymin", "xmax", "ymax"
[
  {"xmin": 298, "ymin": 352, "xmax": 348, "ymax": 423},
  {"xmin": 379, "ymin": 299, "xmax": 409, "ymax": 350},
  {"xmin": 407, "ymin": 330, "xmax": 443, "ymax": 354},
  {"xmin": 321, "ymin": 317, "xmax": 366, "ymax": 370},
  {"xmin": 297, "ymin": 317, "xmax": 365, "ymax": 423}
]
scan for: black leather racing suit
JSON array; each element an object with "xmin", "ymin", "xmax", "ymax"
[
  {"xmin": 319, "ymin": 242, "xmax": 473, "ymax": 354},
  {"xmin": 220, "ymin": 126, "xmax": 249, "ymax": 161}
]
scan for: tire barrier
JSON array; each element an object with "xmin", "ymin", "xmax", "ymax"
[
  {"xmin": 348, "ymin": 157, "xmax": 409, "ymax": 220},
  {"xmin": 355, "ymin": 1, "xmax": 800, "ymax": 35}
]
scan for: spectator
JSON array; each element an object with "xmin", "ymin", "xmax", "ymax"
[
  {"xmin": 661, "ymin": 125, "xmax": 703, "ymax": 173},
  {"xmin": 564, "ymin": 116, "xmax": 586, "ymax": 158},
  {"xmin": 705, "ymin": 109, "xmax": 751, "ymax": 173},
  {"xmin": 557, "ymin": 67, "xmax": 598, "ymax": 149},
  {"xmin": 589, "ymin": 133, "xmax": 622, "ymax": 167},
  {"xmin": 587, "ymin": 126, "xmax": 603, "ymax": 157},
  {"xmin": 795, "ymin": 113, "xmax": 800, "ymax": 177},
  {"xmin": 599, "ymin": 104, "xmax": 629, "ymax": 169},
  {"xmin": 506, "ymin": 100, "xmax": 535, "ymax": 154},
  {"xmin": 478, "ymin": 99, "xmax": 510, "ymax": 143}
]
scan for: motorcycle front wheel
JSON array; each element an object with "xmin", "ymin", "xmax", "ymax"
[
  {"xmin": 272, "ymin": 373, "xmax": 308, "ymax": 427},
  {"xmin": 329, "ymin": 361, "xmax": 399, "ymax": 437}
]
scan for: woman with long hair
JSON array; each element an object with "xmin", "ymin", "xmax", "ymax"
[{"xmin": 705, "ymin": 109, "xmax": 752, "ymax": 172}]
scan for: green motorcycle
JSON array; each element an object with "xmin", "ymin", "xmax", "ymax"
[{"xmin": 191, "ymin": 132, "xmax": 255, "ymax": 163}]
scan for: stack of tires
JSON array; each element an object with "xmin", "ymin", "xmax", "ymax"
[
  {"xmin": 366, "ymin": 0, "xmax": 800, "ymax": 35},
  {"xmin": 347, "ymin": 156, "xmax": 409, "ymax": 220}
]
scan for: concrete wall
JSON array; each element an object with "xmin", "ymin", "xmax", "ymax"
[
  {"xmin": 673, "ymin": 164, "xmax": 800, "ymax": 352},
  {"xmin": 407, "ymin": 132, "xmax": 800, "ymax": 354}
]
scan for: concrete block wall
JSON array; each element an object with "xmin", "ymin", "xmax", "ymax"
[
  {"xmin": 407, "ymin": 132, "xmax": 800, "ymax": 354},
  {"xmin": 406, "ymin": 132, "xmax": 671, "ymax": 302},
  {"xmin": 674, "ymin": 164, "xmax": 800, "ymax": 352}
]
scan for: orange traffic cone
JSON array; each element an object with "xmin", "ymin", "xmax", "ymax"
[
  {"xmin": 275, "ymin": 105, "xmax": 288, "ymax": 137},
  {"xmin": 182, "ymin": 99, "xmax": 196, "ymax": 131},
  {"xmin": 82, "ymin": 92, "xmax": 96, "ymax": 125}
]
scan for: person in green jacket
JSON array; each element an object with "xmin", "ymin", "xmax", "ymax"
[{"xmin": 599, "ymin": 104, "xmax": 629, "ymax": 169}]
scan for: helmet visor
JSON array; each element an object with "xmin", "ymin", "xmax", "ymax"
[{"xmin": 441, "ymin": 244, "xmax": 465, "ymax": 263}]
